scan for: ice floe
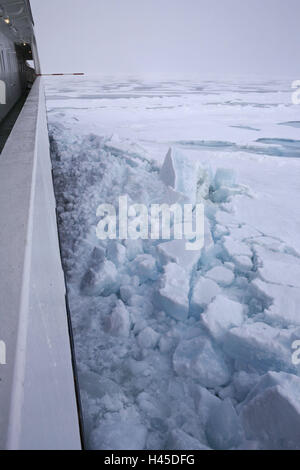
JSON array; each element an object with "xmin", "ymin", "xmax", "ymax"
[{"xmin": 46, "ymin": 77, "xmax": 300, "ymax": 450}]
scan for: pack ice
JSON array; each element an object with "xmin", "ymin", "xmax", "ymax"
[{"xmin": 48, "ymin": 111, "xmax": 300, "ymax": 450}]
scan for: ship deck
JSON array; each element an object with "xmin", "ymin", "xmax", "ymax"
[{"xmin": 0, "ymin": 78, "xmax": 81, "ymax": 450}]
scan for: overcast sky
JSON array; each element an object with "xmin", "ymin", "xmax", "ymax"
[{"xmin": 30, "ymin": 0, "xmax": 300, "ymax": 78}]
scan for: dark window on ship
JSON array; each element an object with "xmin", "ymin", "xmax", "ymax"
[
  {"xmin": 0, "ymin": 50, "xmax": 5, "ymax": 72},
  {"xmin": 8, "ymin": 52, "xmax": 16, "ymax": 71},
  {"xmin": 7, "ymin": 52, "xmax": 12, "ymax": 71}
]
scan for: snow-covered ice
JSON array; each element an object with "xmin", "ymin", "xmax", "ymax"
[
  {"xmin": 190, "ymin": 277, "xmax": 221, "ymax": 314},
  {"xmin": 205, "ymin": 266, "xmax": 235, "ymax": 287},
  {"xmin": 240, "ymin": 372, "xmax": 300, "ymax": 450},
  {"xmin": 45, "ymin": 77, "xmax": 300, "ymax": 450},
  {"xmin": 173, "ymin": 335, "xmax": 231, "ymax": 387},
  {"xmin": 201, "ymin": 295, "xmax": 244, "ymax": 341},
  {"xmin": 157, "ymin": 262, "xmax": 190, "ymax": 321}
]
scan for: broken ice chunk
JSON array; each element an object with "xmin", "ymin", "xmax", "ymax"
[
  {"xmin": 157, "ymin": 262, "xmax": 190, "ymax": 321},
  {"xmin": 131, "ymin": 254, "xmax": 158, "ymax": 283},
  {"xmin": 80, "ymin": 260, "xmax": 119, "ymax": 296},
  {"xmin": 107, "ymin": 241, "xmax": 126, "ymax": 265},
  {"xmin": 211, "ymin": 168, "xmax": 250, "ymax": 203},
  {"xmin": 78, "ymin": 370, "xmax": 121, "ymax": 400},
  {"xmin": 223, "ymin": 237, "xmax": 253, "ymax": 259},
  {"xmin": 196, "ymin": 166, "xmax": 211, "ymax": 201},
  {"xmin": 157, "ymin": 239, "xmax": 201, "ymax": 274},
  {"xmin": 137, "ymin": 327, "xmax": 160, "ymax": 349},
  {"xmin": 160, "ymin": 148, "xmax": 176, "ymax": 188},
  {"xmin": 252, "ymin": 278, "xmax": 300, "ymax": 327},
  {"xmin": 201, "ymin": 295, "xmax": 244, "ymax": 341},
  {"xmin": 166, "ymin": 429, "xmax": 210, "ymax": 450},
  {"xmin": 159, "ymin": 147, "xmax": 198, "ymax": 205},
  {"xmin": 173, "ymin": 336, "xmax": 231, "ymax": 388},
  {"xmin": 206, "ymin": 398, "xmax": 244, "ymax": 450},
  {"xmin": 103, "ymin": 300, "xmax": 130, "ymax": 337},
  {"xmin": 159, "ymin": 333, "xmax": 177, "ymax": 354},
  {"xmin": 240, "ymin": 371, "xmax": 300, "ymax": 450},
  {"xmin": 120, "ymin": 284, "xmax": 135, "ymax": 304},
  {"xmin": 206, "ymin": 265, "xmax": 234, "ymax": 287},
  {"xmin": 214, "ymin": 224, "xmax": 228, "ymax": 240},
  {"xmin": 137, "ymin": 391, "xmax": 169, "ymax": 420},
  {"xmin": 233, "ymin": 255, "xmax": 252, "ymax": 272},
  {"xmin": 232, "ymin": 371, "xmax": 260, "ymax": 402},
  {"xmin": 89, "ymin": 409, "xmax": 147, "ymax": 450},
  {"xmin": 190, "ymin": 277, "xmax": 221, "ymax": 315},
  {"xmin": 124, "ymin": 238, "xmax": 144, "ymax": 261},
  {"xmin": 210, "ymin": 168, "xmax": 237, "ymax": 203},
  {"xmin": 188, "ymin": 384, "xmax": 221, "ymax": 426},
  {"xmin": 88, "ymin": 246, "xmax": 106, "ymax": 270},
  {"xmin": 214, "ymin": 168, "xmax": 236, "ymax": 189},
  {"xmin": 224, "ymin": 261, "xmax": 235, "ymax": 270},
  {"xmin": 223, "ymin": 321, "xmax": 299, "ymax": 374},
  {"xmin": 255, "ymin": 245, "xmax": 300, "ymax": 288}
]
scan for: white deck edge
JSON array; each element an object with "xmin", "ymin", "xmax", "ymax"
[{"xmin": 0, "ymin": 78, "xmax": 81, "ymax": 450}]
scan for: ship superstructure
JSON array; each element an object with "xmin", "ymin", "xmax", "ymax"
[
  {"xmin": 0, "ymin": 0, "xmax": 81, "ymax": 450},
  {"xmin": 0, "ymin": 0, "xmax": 39, "ymax": 123}
]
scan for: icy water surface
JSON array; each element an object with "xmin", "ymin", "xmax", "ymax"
[{"xmin": 45, "ymin": 78, "xmax": 300, "ymax": 450}]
